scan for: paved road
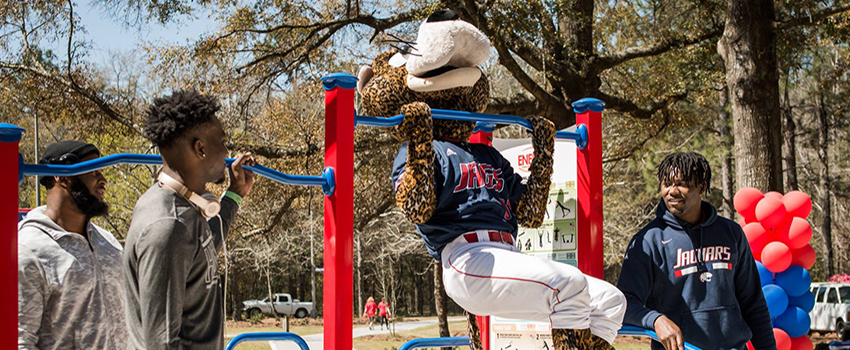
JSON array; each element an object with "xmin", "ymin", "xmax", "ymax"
[{"xmin": 267, "ymin": 317, "xmax": 465, "ymax": 350}]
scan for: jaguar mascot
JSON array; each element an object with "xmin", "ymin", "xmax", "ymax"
[{"xmin": 356, "ymin": 9, "xmax": 624, "ymax": 350}]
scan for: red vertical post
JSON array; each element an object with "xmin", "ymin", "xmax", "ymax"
[
  {"xmin": 0, "ymin": 123, "xmax": 25, "ymax": 349},
  {"xmin": 322, "ymin": 74, "xmax": 357, "ymax": 350},
  {"xmin": 469, "ymin": 122, "xmax": 494, "ymax": 349},
  {"xmin": 573, "ymin": 99, "xmax": 605, "ymax": 279}
]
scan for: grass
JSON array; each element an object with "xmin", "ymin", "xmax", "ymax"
[
  {"xmin": 224, "ymin": 317, "xmax": 655, "ymax": 350},
  {"xmin": 224, "ymin": 322, "xmax": 323, "ymax": 350},
  {"xmin": 353, "ymin": 321, "xmax": 467, "ymax": 350},
  {"xmin": 224, "ymin": 340, "xmax": 272, "ymax": 350},
  {"xmin": 225, "ymin": 325, "xmax": 324, "ymax": 337}
]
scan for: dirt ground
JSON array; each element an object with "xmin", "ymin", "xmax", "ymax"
[
  {"xmin": 226, "ymin": 317, "xmax": 845, "ymax": 348},
  {"xmin": 611, "ymin": 331, "xmax": 845, "ymax": 348}
]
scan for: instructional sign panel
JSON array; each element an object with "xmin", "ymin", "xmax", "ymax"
[{"xmin": 490, "ymin": 138, "xmax": 579, "ymax": 349}]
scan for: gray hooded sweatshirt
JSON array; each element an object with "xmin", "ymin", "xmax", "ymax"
[
  {"xmin": 17, "ymin": 206, "xmax": 128, "ymax": 350},
  {"xmin": 123, "ymin": 183, "xmax": 237, "ymax": 350}
]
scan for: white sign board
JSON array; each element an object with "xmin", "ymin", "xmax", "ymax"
[{"xmin": 488, "ymin": 138, "xmax": 579, "ymax": 350}]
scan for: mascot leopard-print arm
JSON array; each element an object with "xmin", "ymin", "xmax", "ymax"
[
  {"xmin": 395, "ymin": 102, "xmax": 438, "ymax": 224},
  {"xmin": 515, "ymin": 115, "xmax": 556, "ymax": 228}
]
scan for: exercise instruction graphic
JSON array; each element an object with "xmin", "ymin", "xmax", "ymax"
[{"xmin": 493, "ymin": 137, "xmax": 580, "ymax": 350}]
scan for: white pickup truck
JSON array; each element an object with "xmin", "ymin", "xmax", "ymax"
[
  {"xmin": 810, "ymin": 282, "xmax": 850, "ymax": 341},
  {"xmin": 242, "ymin": 293, "xmax": 314, "ymax": 319}
]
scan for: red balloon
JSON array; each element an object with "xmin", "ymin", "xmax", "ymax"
[
  {"xmin": 762, "ymin": 242, "xmax": 792, "ymax": 273},
  {"xmin": 756, "ymin": 197, "xmax": 787, "ymax": 230},
  {"xmin": 774, "ymin": 328, "xmax": 792, "ymax": 350},
  {"xmin": 791, "ymin": 245, "xmax": 816, "ymax": 269},
  {"xmin": 790, "ymin": 336, "xmax": 813, "ymax": 350},
  {"xmin": 735, "ymin": 187, "xmax": 764, "ymax": 221},
  {"xmin": 783, "ymin": 191, "xmax": 812, "ymax": 218},
  {"xmin": 764, "ymin": 191, "xmax": 784, "ymax": 201},
  {"xmin": 744, "ymin": 223, "xmax": 774, "ymax": 261},
  {"xmin": 777, "ymin": 217, "xmax": 812, "ymax": 250}
]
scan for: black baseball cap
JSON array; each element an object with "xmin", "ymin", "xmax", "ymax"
[
  {"xmin": 40, "ymin": 140, "xmax": 100, "ymax": 165},
  {"xmin": 38, "ymin": 140, "xmax": 100, "ymax": 187}
]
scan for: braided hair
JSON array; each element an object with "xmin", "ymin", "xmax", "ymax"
[{"xmin": 656, "ymin": 152, "xmax": 711, "ymax": 194}]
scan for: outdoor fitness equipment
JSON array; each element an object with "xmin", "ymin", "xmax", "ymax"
[{"xmin": 0, "ymin": 73, "xmax": 698, "ymax": 349}]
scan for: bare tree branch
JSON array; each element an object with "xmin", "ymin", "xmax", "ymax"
[
  {"xmin": 603, "ymin": 109, "xmax": 673, "ymax": 163},
  {"xmin": 599, "ymin": 90, "xmax": 687, "ymax": 120},
  {"xmin": 595, "ymin": 28, "xmax": 723, "ymax": 72},
  {"xmin": 225, "ymin": 10, "xmax": 428, "ymax": 72},
  {"xmin": 229, "ymin": 137, "xmax": 397, "ymax": 160},
  {"xmin": 776, "ymin": 4, "xmax": 850, "ymax": 30},
  {"xmin": 485, "ymin": 94, "xmax": 539, "ymax": 116},
  {"xmin": 0, "ymin": 62, "xmax": 142, "ymax": 134}
]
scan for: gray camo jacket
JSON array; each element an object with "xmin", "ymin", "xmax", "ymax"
[{"xmin": 18, "ymin": 206, "xmax": 128, "ymax": 350}]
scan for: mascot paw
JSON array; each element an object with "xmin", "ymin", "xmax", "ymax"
[
  {"xmin": 397, "ymin": 102, "xmax": 433, "ymax": 142},
  {"xmin": 527, "ymin": 115, "xmax": 555, "ymax": 155}
]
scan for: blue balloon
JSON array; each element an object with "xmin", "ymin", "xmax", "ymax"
[
  {"xmin": 775, "ymin": 306, "xmax": 811, "ymax": 338},
  {"xmin": 788, "ymin": 291, "xmax": 815, "ymax": 312},
  {"xmin": 775, "ymin": 266, "xmax": 811, "ymax": 297},
  {"xmin": 756, "ymin": 261, "xmax": 774, "ymax": 287},
  {"xmin": 763, "ymin": 284, "xmax": 789, "ymax": 318}
]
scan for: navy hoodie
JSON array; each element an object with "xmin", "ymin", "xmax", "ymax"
[{"xmin": 617, "ymin": 199, "xmax": 776, "ymax": 350}]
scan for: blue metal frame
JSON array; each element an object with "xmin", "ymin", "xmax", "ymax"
[
  {"xmin": 398, "ymin": 336, "xmax": 470, "ymax": 350},
  {"xmin": 619, "ymin": 326, "xmax": 702, "ymax": 350},
  {"xmin": 355, "ymin": 109, "xmax": 589, "ymax": 149},
  {"xmin": 19, "ymin": 153, "xmax": 336, "ymax": 196},
  {"xmin": 393, "ymin": 328, "xmax": 702, "ymax": 350},
  {"xmin": 224, "ymin": 332, "xmax": 309, "ymax": 350}
]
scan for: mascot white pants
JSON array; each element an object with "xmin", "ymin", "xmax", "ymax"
[{"xmin": 441, "ymin": 234, "xmax": 626, "ymax": 344}]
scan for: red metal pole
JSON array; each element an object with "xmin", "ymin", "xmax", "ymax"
[
  {"xmin": 322, "ymin": 74, "xmax": 357, "ymax": 350},
  {"xmin": 573, "ymin": 99, "xmax": 605, "ymax": 279},
  {"xmin": 469, "ymin": 123, "xmax": 493, "ymax": 349},
  {"xmin": 0, "ymin": 123, "xmax": 25, "ymax": 349}
]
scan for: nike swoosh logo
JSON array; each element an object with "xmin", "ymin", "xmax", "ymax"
[{"xmin": 661, "ymin": 239, "xmax": 673, "ymax": 244}]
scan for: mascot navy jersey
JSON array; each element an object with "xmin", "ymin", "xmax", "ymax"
[{"xmin": 392, "ymin": 139, "xmax": 526, "ymax": 260}]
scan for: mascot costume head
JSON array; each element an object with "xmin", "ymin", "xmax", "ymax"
[{"xmin": 357, "ymin": 9, "xmax": 490, "ymax": 142}]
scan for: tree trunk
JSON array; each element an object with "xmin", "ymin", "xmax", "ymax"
[
  {"xmin": 434, "ymin": 262, "xmax": 451, "ymax": 350},
  {"xmin": 816, "ymin": 92, "xmax": 834, "ymax": 278},
  {"xmin": 715, "ymin": 87, "xmax": 734, "ymax": 218},
  {"xmin": 231, "ymin": 268, "xmax": 243, "ymax": 320},
  {"xmin": 782, "ymin": 71, "xmax": 799, "ymax": 191},
  {"xmin": 355, "ymin": 235, "xmax": 363, "ymax": 317},
  {"xmin": 266, "ymin": 267, "xmax": 281, "ymax": 321},
  {"xmin": 717, "ymin": 0, "xmax": 784, "ymax": 193}
]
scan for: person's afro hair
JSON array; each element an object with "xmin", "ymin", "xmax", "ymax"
[{"xmin": 143, "ymin": 89, "xmax": 221, "ymax": 149}]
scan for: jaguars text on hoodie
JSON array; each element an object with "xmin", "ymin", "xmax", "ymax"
[{"xmin": 617, "ymin": 199, "xmax": 776, "ymax": 350}]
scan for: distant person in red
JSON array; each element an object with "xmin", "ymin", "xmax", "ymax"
[
  {"xmin": 363, "ymin": 296, "xmax": 378, "ymax": 330},
  {"xmin": 378, "ymin": 298, "xmax": 391, "ymax": 330}
]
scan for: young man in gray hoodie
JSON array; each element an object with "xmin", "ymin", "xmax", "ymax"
[
  {"xmin": 18, "ymin": 140, "xmax": 128, "ymax": 349},
  {"xmin": 123, "ymin": 89, "xmax": 255, "ymax": 350}
]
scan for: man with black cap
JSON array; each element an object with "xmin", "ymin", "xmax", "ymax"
[{"xmin": 18, "ymin": 140, "xmax": 127, "ymax": 350}]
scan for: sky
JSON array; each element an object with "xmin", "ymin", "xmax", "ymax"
[{"xmin": 78, "ymin": 0, "xmax": 220, "ymax": 66}]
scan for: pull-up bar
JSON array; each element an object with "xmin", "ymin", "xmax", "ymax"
[
  {"xmin": 355, "ymin": 110, "xmax": 590, "ymax": 149},
  {"xmin": 17, "ymin": 154, "xmax": 336, "ymax": 196}
]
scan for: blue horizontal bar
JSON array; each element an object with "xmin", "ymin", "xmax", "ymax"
[
  {"xmin": 19, "ymin": 153, "xmax": 335, "ymax": 195},
  {"xmin": 399, "ymin": 336, "xmax": 470, "ymax": 350},
  {"xmin": 20, "ymin": 154, "xmax": 163, "ymax": 176},
  {"xmin": 356, "ymin": 109, "xmax": 588, "ymax": 149},
  {"xmin": 619, "ymin": 326, "xmax": 702, "ymax": 350},
  {"xmin": 224, "ymin": 332, "xmax": 309, "ymax": 350}
]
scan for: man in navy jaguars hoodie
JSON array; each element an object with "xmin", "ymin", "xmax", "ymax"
[{"xmin": 617, "ymin": 152, "xmax": 776, "ymax": 350}]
